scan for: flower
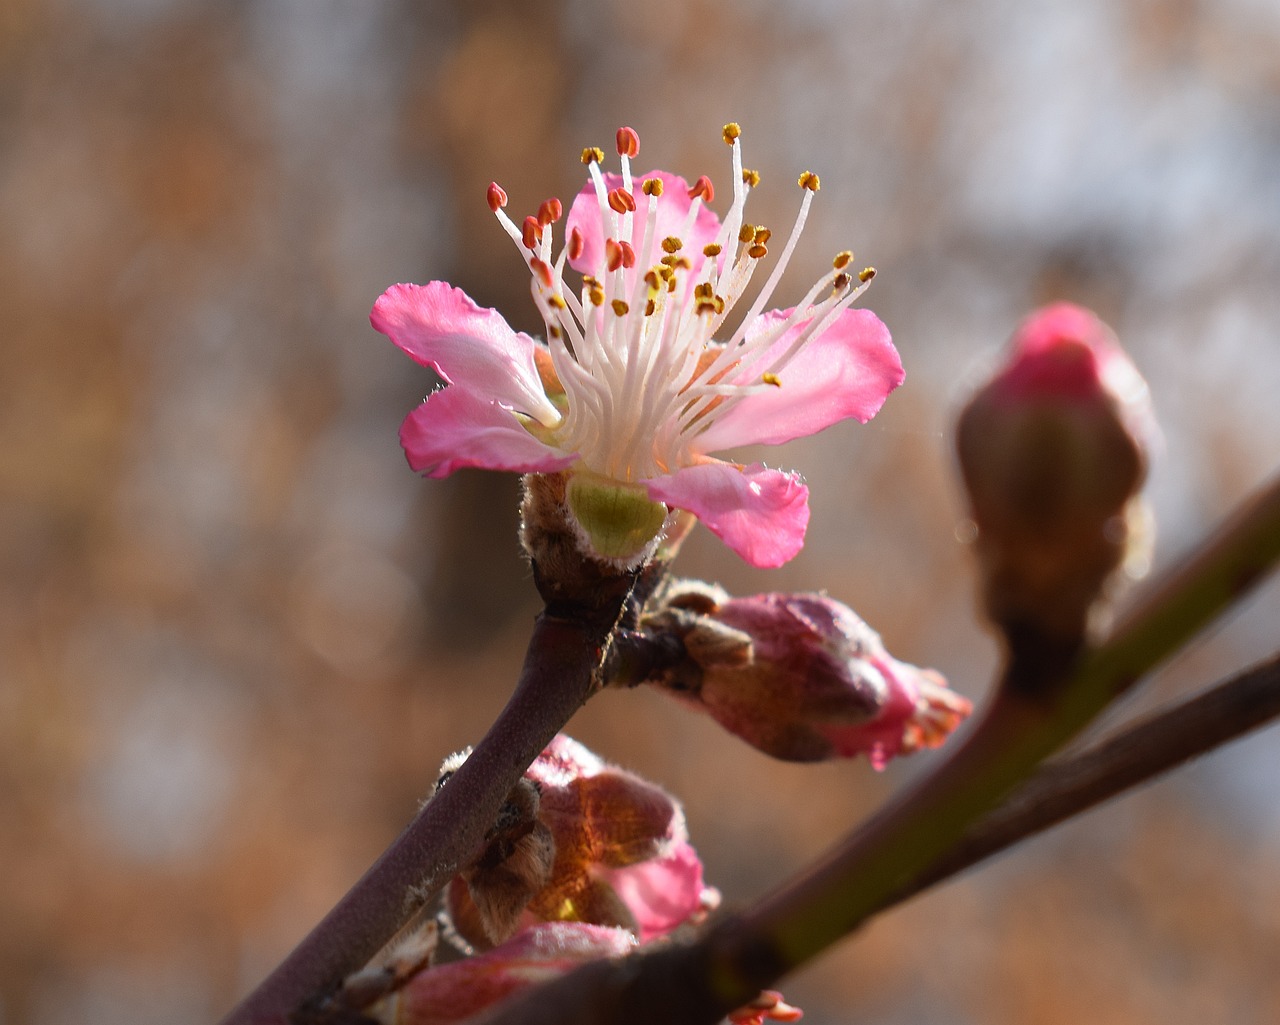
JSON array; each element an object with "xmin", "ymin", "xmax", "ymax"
[
  {"xmin": 956, "ymin": 303, "xmax": 1156, "ymax": 641},
  {"xmin": 650, "ymin": 590, "xmax": 971, "ymax": 767},
  {"xmin": 372, "ymin": 124, "xmax": 904, "ymax": 568},
  {"xmin": 443, "ymin": 735, "xmax": 716, "ymax": 950}
]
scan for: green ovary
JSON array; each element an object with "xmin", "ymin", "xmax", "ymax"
[{"xmin": 565, "ymin": 476, "xmax": 669, "ymax": 563}]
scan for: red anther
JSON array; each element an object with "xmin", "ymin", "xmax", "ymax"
[
  {"xmin": 687, "ymin": 175, "xmax": 715, "ymax": 202},
  {"xmin": 486, "ymin": 182, "xmax": 508, "ymax": 212},
  {"xmin": 605, "ymin": 238, "xmax": 623, "ymax": 272},
  {"xmin": 530, "ymin": 257, "xmax": 554, "ymax": 289},
  {"xmin": 537, "ymin": 197, "xmax": 563, "ymax": 226},
  {"xmin": 607, "ymin": 187, "xmax": 637, "ymax": 214},
  {"xmin": 616, "ymin": 126, "xmax": 640, "ymax": 158},
  {"xmin": 619, "ymin": 240, "xmax": 636, "ymax": 268},
  {"xmin": 522, "ymin": 215, "xmax": 543, "ymax": 250},
  {"xmin": 567, "ymin": 227, "xmax": 584, "ymax": 262}
]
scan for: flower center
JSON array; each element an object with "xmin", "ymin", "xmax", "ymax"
[{"xmin": 488, "ymin": 124, "xmax": 877, "ymax": 483}]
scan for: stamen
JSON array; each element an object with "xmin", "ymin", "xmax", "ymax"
[
  {"xmin": 703, "ymin": 243, "xmax": 722, "ymax": 257},
  {"xmin": 798, "ymin": 171, "xmax": 821, "ymax": 191},
  {"xmin": 661, "ymin": 237, "xmax": 683, "ymax": 254},
  {"xmin": 859, "ymin": 266, "xmax": 876, "ymax": 282},
  {"xmin": 738, "ymin": 224, "xmax": 756, "ymax": 244},
  {"xmin": 568, "ymin": 227, "xmax": 585, "ymax": 261},
  {"xmin": 616, "ymin": 126, "xmax": 640, "ymax": 158},
  {"xmin": 487, "ymin": 182, "xmax": 508, "ymax": 212},
  {"xmin": 608, "ymin": 187, "xmax": 637, "ymax": 214},
  {"xmin": 618, "ymin": 241, "xmax": 637, "ymax": 269},
  {"xmin": 833, "ymin": 250, "xmax": 853, "ymax": 270},
  {"xmin": 762, "ymin": 372, "xmax": 781, "ymax": 387},
  {"xmin": 688, "ymin": 175, "xmax": 714, "ymax": 202},
  {"xmin": 742, "ymin": 168, "xmax": 761, "ymax": 187},
  {"xmin": 722, "ymin": 122, "xmax": 742, "ymax": 144},
  {"xmin": 581, "ymin": 146, "xmax": 605, "ymax": 165},
  {"xmin": 747, "ymin": 244, "xmax": 768, "ymax": 259},
  {"xmin": 642, "ymin": 178, "xmax": 664, "ymax": 197},
  {"xmin": 538, "ymin": 197, "xmax": 563, "ymax": 225},
  {"xmin": 522, "ymin": 216, "xmax": 542, "ymax": 250},
  {"xmin": 606, "ymin": 239, "xmax": 624, "ymax": 272},
  {"xmin": 530, "ymin": 258, "xmax": 554, "ymax": 289},
  {"xmin": 612, "ymin": 299, "xmax": 630, "ymax": 316}
]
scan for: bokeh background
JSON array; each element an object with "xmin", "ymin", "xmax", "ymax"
[{"xmin": 2, "ymin": 1, "xmax": 1279, "ymax": 1022}]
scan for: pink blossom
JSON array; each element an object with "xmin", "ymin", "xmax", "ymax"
[{"xmin": 372, "ymin": 124, "xmax": 903, "ymax": 568}]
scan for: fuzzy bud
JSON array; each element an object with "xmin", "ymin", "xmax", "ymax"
[
  {"xmin": 652, "ymin": 591, "xmax": 971, "ymax": 767},
  {"xmin": 956, "ymin": 303, "xmax": 1156, "ymax": 647}
]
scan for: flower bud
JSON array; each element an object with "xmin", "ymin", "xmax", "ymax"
[
  {"xmin": 654, "ymin": 592, "xmax": 970, "ymax": 767},
  {"xmin": 368, "ymin": 922, "xmax": 636, "ymax": 1025},
  {"xmin": 956, "ymin": 303, "xmax": 1156, "ymax": 644},
  {"xmin": 443, "ymin": 735, "xmax": 714, "ymax": 951}
]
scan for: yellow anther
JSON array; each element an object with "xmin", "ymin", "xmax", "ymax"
[
  {"xmin": 703, "ymin": 243, "xmax": 723, "ymax": 257},
  {"xmin": 588, "ymin": 287, "xmax": 606, "ymax": 306},
  {"xmin": 753, "ymin": 227, "xmax": 771, "ymax": 245},
  {"xmin": 548, "ymin": 294, "xmax": 567, "ymax": 309},
  {"xmin": 747, "ymin": 244, "xmax": 768, "ymax": 259},
  {"xmin": 581, "ymin": 146, "xmax": 605, "ymax": 165},
  {"xmin": 742, "ymin": 168, "xmax": 761, "ymax": 187},
  {"xmin": 693, "ymin": 282, "xmax": 714, "ymax": 299},
  {"xmin": 583, "ymin": 274, "xmax": 600, "ymax": 287},
  {"xmin": 657, "ymin": 264, "xmax": 674, "ymax": 282},
  {"xmin": 833, "ymin": 250, "xmax": 853, "ymax": 270},
  {"xmin": 798, "ymin": 171, "xmax": 821, "ymax": 191},
  {"xmin": 644, "ymin": 269, "xmax": 661, "ymax": 289},
  {"xmin": 762, "ymin": 372, "xmax": 781, "ymax": 387},
  {"xmin": 661, "ymin": 237, "xmax": 683, "ymax": 254},
  {"xmin": 642, "ymin": 177, "xmax": 664, "ymax": 196},
  {"xmin": 549, "ymin": 325, "xmax": 562, "ymax": 339},
  {"xmin": 611, "ymin": 299, "xmax": 630, "ymax": 316},
  {"xmin": 738, "ymin": 224, "xmax": 756, "ymax": 244},
  {"xmin": 660, "ymin": 254, "xmax": 692, "ymax": 271},
  {"xmin": 722, "ymin": 122, "xmax": 742, "ymax": 144},
  {"xmin": 644, "ymin": 299, "xmax": 656, "ymax": 317},
  {"xmin": 858, "ymin": 266, "xmax": 876, "ymax": 283}
]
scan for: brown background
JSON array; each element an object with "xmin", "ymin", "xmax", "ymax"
[{"xmin": 2, "ymin": 1, "xmax": 1279, "ymax": 1022}]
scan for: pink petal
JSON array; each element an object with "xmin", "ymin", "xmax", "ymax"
[
  {"xmin": 565, "ymin": 169, "xmax": 722, "ymax": 278},
  {"xmin": 643, "ymin": 462, "xmax": 810, "ymax": 568},
  {"xmin": 399, "ymin": 386, "xmax": 577, "ymax": 478},
  {"xmin": 596, "ymin": 841, "xmax": 706, "ymax": 943},
  {"xmin": 695, "ymin": 307, "xmax": 904, "ymax": 453},
  {"xmin": 371, "ymin": 281, "xmax": 559, "ymax": 424}
]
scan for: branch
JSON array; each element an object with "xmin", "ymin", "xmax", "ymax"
[{"xmin": 220, "ymin": 610, "xmax": 620, "ymax": 1025}]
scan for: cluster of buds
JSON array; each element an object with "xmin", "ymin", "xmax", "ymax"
[
  {"xmin": 628, "ymin": 582, "xmax": 971, "ymax": 767},
  {"xmin": 956, "ymin": 303, "xmax": 1156, "ymax": 651}
]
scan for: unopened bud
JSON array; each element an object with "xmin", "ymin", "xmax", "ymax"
[
  {"xmin": 654, "ymin": 592, "xmax": 970, "ymax": 767},
  {"xmin": 956, "ymin": 303, "xmax": 1156, "ymax": 647}
]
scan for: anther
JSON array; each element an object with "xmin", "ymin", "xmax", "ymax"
[
  {"xmin": 548, "ymin": 294, "xmax": 567, "ymax": 309},
  {"xmin": 738, "ymin": 224, "xmax": 756, "ymax": 244},
  {"xmin": 748, "ymin": 244, "xmax": 768, "ymax": 259},
  {"xmin": 858, "ymin": 266, "xmax": 877, "ymax": 282},
  {"xmin": 588, "ymin": 286, "xmax": 605, "ymax": 306},
  {"xmin": 644, "ymin": 299, "xmax": 656, "ymax": 317},
  {"xmin": 687, "ymin": 175, "xmax": 714, "ymax": 202},
  {"xmin": 486, "ymin": 182, "xmax": 508, "ymax": 212},
  {"xmin": 753, "ymin": 227, "xmax": 772, "ymax": 245},
  {"xmin": 762, "ymin": 372, "xmax": 782, "ymax": 387},
  {"xmin": 703, "ymin": 243, "xmax": 722, "ymax": 257},
  {"xmin": 530, "ymin": 258, "xmax": 554, "ymax": 288},
  {"xmin": 741, "ymin": 168, "xmax": 761, "ymax": 187},
  {"xmin": 522, "ymin": 216, "xmax": 543, "ymax": 250},
  {"xmin": 644, "ymin": 269, "xmax": 661, "ymax": 291},
  {"xmin": 581, "ymin": 146, "xmax": 605, "ymax": 165},
  {"xmin": 619, "ymin": 240, "xmax": 636, "ymax": 268},
  {"xmin": 548, "ymin": 325, "xmax": 562, "ymax": 339},
  {"xmin": 616, "ymin": 126, "xmax": 640, "ymax": 158},
  {"xmin": 833, "ymin": 250, "xmax": 854, "ymax": 270},
  {"xmin": 722, "ymin": 122, "xmax": 742, "ymax": 144},
  {"xmin": 537, "ymin": 197, "xmax": 563, "ymax": 225},
  {"xmin": 605, "ymin": 239, "xmax": 623, "ymax": 272},
  {"xmin": 567, "ymin": 227, "xmax": 584, "ymax": 261},
  {"xmin": 832, "ymin": 273, "xmax": 851, "ymax": 292},
  {"xmin": 661, "ymin": 237, "xmax": 683, "ymax": 254},
  {"xmin": 608, "ymin": 187, "xmax": 636, "ymax": 214},
  {"xmin": 642, "ymin": 178, "xmax": 664, "ymax": 197},
  {"xmin": 611, "ymin": 299, "xmax": 630, "ymax": 316},
  {"xmin": 798, "ymin": 171, "xmax": 821, "ymax": 191}
]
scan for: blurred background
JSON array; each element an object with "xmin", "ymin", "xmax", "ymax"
[{"xmin": 2, "ymin": 0, "xmax": 1279, "ymax": 1022}]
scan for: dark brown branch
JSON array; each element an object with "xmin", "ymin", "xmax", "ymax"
[{"xmin": 893, "ymin": 650, "xmax": 1280, "ymax": 905}]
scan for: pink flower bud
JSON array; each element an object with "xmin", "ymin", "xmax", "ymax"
[
  {"xmin": 956, "ymin": 303, "xmax": 1156, "ymax": 642},
  {"xmin": 369, "ymin": 922, "xmax": 636, "ymax": 1025},
  {"xmin": 666, "ymin": 593, "xmax": 970, "ymax": 768},
  {"xmin": 444, "ymin": 735, "xmax": 714, "ymax": 950}
]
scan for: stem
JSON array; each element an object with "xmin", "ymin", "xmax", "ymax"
[{"xmin": 220, "ymin": 611, "xmax": 617, "ymax": 1025}]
